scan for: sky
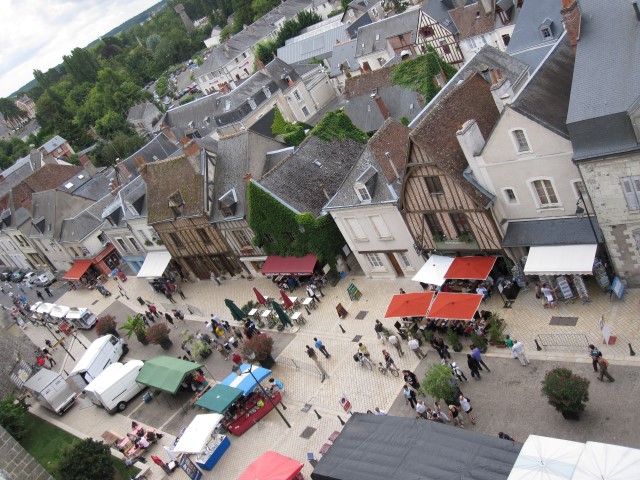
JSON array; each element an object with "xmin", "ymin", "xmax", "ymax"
[{"xmin": 0, "ymin": 0, "xmax": 162, "ymax": 97}]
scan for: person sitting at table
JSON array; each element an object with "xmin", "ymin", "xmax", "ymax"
[
  {"xmin": 440, "ymin": 284, "xmax": 451, "ymax": 293},
  {"xmin": 287, "ymin": 276, "xmax": 298, "ymax": 291},
  {"xmin": 476, "ymin": 285, "xmax": 489, "ymax": 299},
  {"xmin": 135, "ymin": 436, "xmax": 150, "ymax": 450}
]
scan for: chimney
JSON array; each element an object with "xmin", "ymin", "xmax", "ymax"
[
  {"xmin": 373, "ymin": 94, "xmax": 390, "ymax": 120},
  {"xmin": 456, "ymin": 120, "xmax": 486, "ymax": 165},
  {"xmin": 561, "ymin": 0, "xmax": 582, "ymax": 53},
  {"xmin": 634, "ymin": 2, "xmax": 640, "ymax": 21},
  {"xmin": 479, "ymin": 0, "xmax": 492, "ymax": 15},
  {"xmin": 490, "ymin": 77, "xmax": 514, "ymax": 113},
  {"xmin": 133, "ymin": 155, "xmax": 149, "ymax": 182},
  {"xmin": 29, "ymin": 148, "xmax": 42, "ymax": 171},
  {"xmin": 243, "ymin": 172, "xmax": 252, "ymax": 184},
  {"xmin": 78, "ymin": 152, "xmax": 98, "ymax": 176},
  {"xmin": 114, "ymin": 157, "xmax": 131, "ymax": 183}
]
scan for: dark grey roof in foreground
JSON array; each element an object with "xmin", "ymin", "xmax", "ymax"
[
  {"xmin": 345, "ymin": 86, "xmax": 422, "ymax": 133},
  {"xmin": 502, "ymin": 217, "xmax": 603, "ymax": 247},
  {"xmin": 311, "ymin": 413, "xmax": 522, "ymax": 480},
  {"xmin": 121, "ymin": 133, "xmax": 180, "ymax": 179}
]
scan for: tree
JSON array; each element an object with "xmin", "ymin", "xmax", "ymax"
[
  {"xmin": 420, "ymin": 364, "xmax": 456, "ymax": 403},
  {"xmin": 146, "ymin": 33, "xmax": 161, "ymax": 51},
  {"xmin": 390, "ymin": 47, "xmax": 457, "ymax": 100},
  {"xmin": 252, "ymin": 0, "xmax": 280, "ymax": 19},
  {"xmin": 57, "ymin": 438, "xmax": 115, "ymax": 480},
  {"xmin": 91, "ymin": 132, "xmax": 145, "ymax": 167},
  {"xmin": 541, "ymin": 367, "xmax": 590, "ymax": 417},
  {"xmin": 0, "ymin": 393, "xmax": 27, "ymax": 441},
  {"xmin": 0, "ymin": 98, "xmax": 27, "ymax": 123},
  {"xmin": 0, "ymin": 137, "xmax": 30, "ymax": 169},
  {"xmin": 62, "ymin": 47, "xmax": 100, "ymax": 84}
]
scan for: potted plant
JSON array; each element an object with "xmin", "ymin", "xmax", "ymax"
[
  {"xmin": 243, "ymin": 334, "xmax": 275, "ymax": 368},
  {"xmin": 541, "ymin": 367, "xmax": 590, "ymax": 420},
  {"xmin": 422, "ymin": 328, "xmax": 434, "ymax": 344},
  {"xmin": 147, "ymin": 323, "xmax": 172, "ymax": 350},
  {"xmin": 471, "ymin": 331, "xmax": 488, "ymax": 353},
  {"xmin": 487, "ymin": 316, "xmax": 506, "ymax": 346},
  {"xmin": 191, "ymin": 341, "xmax": 212, "ymax": 359},
  {"xmin": 419, "ymin": 364, "xmax": 456, "ymax": 404},
  {"xmin": 446, "ymin": 328, "xmax": 463, "ymax": 352},
  {"xmin": 96, "ymin": 315, "xmax": 118, "ymax": 337},
  {"xmin": 119, "ymin": 315, "xmax": 149, "ymax": 345}
]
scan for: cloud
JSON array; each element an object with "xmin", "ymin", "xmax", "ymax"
[{"xmin": 0, "ymin": 0, "xmax": 162, "ymax": 97}]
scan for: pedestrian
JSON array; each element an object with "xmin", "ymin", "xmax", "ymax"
[
  {"xmin": 458, "ymin": 395, "xmax": 476, "ymax": 424},
  {"xmin": 470, "ymin": 345, "xmax": 491, "ymax": 372},
  {"xmin": 505, "ymin": 334, "xmax": 516, "ymax": 359},
  {"xmin": 374, "ymin": 319, "xmax": 386, "ymax": 341},
  {"xmin": 467, "ymin": 354, "xmax": 481, "ymax": 379},
  {"xmin": 403, "ymin": 385, "xmax": 417, "ymax": 408},
  {"xmin": 228, "ymin": 336, "xmax": 238, "ymax": 349},
  {"xmin": 234, "ymin": 326, "xmax": 244, "ymax": 344},
  {"xmin": 173, "ymin": 310, "xmax": 186, "ymax": 323},
  {"xmin": 540, "ymin": 283, "xmax": 557, "ymax": 308},
  {"xmin": 222, "ymin": 320, "xmax": 232, "ymax": 333},
  {"xmin": 374, "ymin": 407, "xmax": 387, "ymax": 416},
  {"xmin": 18, "ymin": 284, "xmax": 25, "ymax": 294},
  {"xmin": 181, "ymin": 342, "xmax": 192, "ymax": 359},
  {"xmin": 448, "ymin": 405, "xmax": 464, "ymax": 427},
  {"xmin": 588, "ymin": 344, "xmax": 601, "ymax": 372},
  {"xmin": 314, "ymin": 337, "xmax": 331, "ymax": 358},
  {"xmin": 306, "ymin": 283, "xmax": 321, "ymax": 303},
  {"xmin": 45, "ymin": 339, "xmax": 53, "ymax": 350},
  {"xmin": 215, "ymin": 325, "xmax": 225, "ymax": 339},
  {"xmin": 268, "ymin": 378, "xmax": 285, "ymax": 394},
  {"xmin": 306, "ymin": 345, "xmax": 329, "ymax": 380},
  {"xmin": 415, "ymin": 399, "xmax": 428, "ymax": 418},
  {"xmin": 145, "ymin": 311, "xmax": 155, "ymax": 324},
  {"xmin": 358, "ymin": 342, "xmax": 370, "ymax": 357},
  {"xmin": 435, "ymin": 337, "xmax": 451, "ymax": 359},
  {"xmin": 382, "ymin": 350, "xmax": 399, "ymax": 373},
  {"xmin": 44, "ymin": 352, "xmax": 56, "ymax": 367},
  {"xmin": 597, "ymin": 356, "xmax": 614, "ymax": 382},
  {"xmin": 399, "ymin": 288, "xmax": 406, "ymax": 294},
  {"xmin": 451, "ymin": 362, "xmax": 468, "ymax": 382},
  {"xmin": 434, "ymin": 402, "xmax": 450, "ymax": 422},
  {"xmin": 407, "ymin": 336, "xmax": 426, "ymax": 359},
  {"xmin": 388, "ymin": 334, "xmax": 404, "ymax": 356},
  {"xmin": 223, "ymin": 339, "xmax": 232, "ymax": 355},
  {"xmin": 44, "ymin": 286, "xmax": 53, "ymax": 298},
  {"xmin": 210, "ymin": 271, "xmax": 221, "ymax": 286},
  {"xmin": 175, "ymin": 283, "xmax": 186, "ymax": 300},
  {"xmin": 498, "ymin": 432, "xmax": 516, "ymax": 441},
  {"xmin": 36, "ymin": 290, "xmax": 44, "ymax": 301},
  {"xmin": 512, "ymin": 340, "xmax": 530, "ymax": 366},
  {"xmin": 149, "ymin": 304, "xmax": 159, "ymax": 318},
  {"xmin": 402, "ymin": 370, "xmax": 420, "ymax": 391},
  {"xmin": 164, "ymin": 290, "xmax": 176, "ymax": 304},
  {"xmin": 216, "ymin": 342, "xmax": 229, "ymax": 360},
  {"xmin": 164, "ymin": 312, "xmax": 174, "ymax": 325}
]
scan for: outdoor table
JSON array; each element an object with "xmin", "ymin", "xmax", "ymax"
[
  {"xmin": 261, "ymin": 310, "xmax": 274, "ymax": 321},
  {"xmin": 302, "ymin": 297, "xmax": 317, "ymax": 310},
  {"xmin": 291, "ymin": 312, "xmax": 306, "ymax": 325},
  {"xmin": 248, "ymin": 308, "xmax": 260, "ymax": 320}
]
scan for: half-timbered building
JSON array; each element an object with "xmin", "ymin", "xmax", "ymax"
[{"xmin": 417, "ymin": 1, "xmax": 465, "ymax": 66}]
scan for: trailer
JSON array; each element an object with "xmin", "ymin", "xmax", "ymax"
[{"xmin": 24, "ymin": 369, "xmax": 76, "ymax": 415}]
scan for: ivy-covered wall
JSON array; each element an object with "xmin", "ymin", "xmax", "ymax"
[
  {"xmin": 390, "ymin": 47, "xmax": 457, "ymax": 101},
  {"xmin": 247, "ymin": 182, "xmax": 345, "ymax": 268}
]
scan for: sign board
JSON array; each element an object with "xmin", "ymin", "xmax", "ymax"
[
  {"xmin": 339, "ymin": 394, "xmax": 352, "ymax": 413},
  {"xmin": 610, "ymin": 276, "xmax": 625, "ymax": 299},
  {"xmin": 179, "ymin": 455, "xmax": 203, "ymax": 480},
  {"xmin": 347, "ymin": 283, "xmax": 362, "ymax": 301}
]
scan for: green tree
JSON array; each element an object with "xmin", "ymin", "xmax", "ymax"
[
  {"xmin": 57, "ymin": 438, "xmax": 115, "ymax": 480},
  {"xmin": 91, "ymin": 132, "xmax": 145, "ymax": 167},
  {"xmin": 252, "ymin": 0, "xmax": 280, "ymax": 19},
  {"xmin": 146, "ymin": 33, "xmax": 162, "ymax": 51},
  {"xmin": 0, "ymin": 393, "xmax": 27, "ymax": 441},
  {"xmin": 420, "ymin": 364, "xmax": 456, "ymax": 403},
  {"xmin": 62, "ymin": 47, "xmax": 100, "ymax": 84},
  {"xmin": 232, "ymin": 0, "xmax": 254, "ymax": 32},
  {"xmin": 310, "ymin": 110, "xmax": 368, "ymax": 144},
  {"xmin": 0, "ymin": 138, "xmax": 30, "ymax": 169},
  {"xmin": 0, "ymin": 98, "xmax": 27, "ymax": 124}
]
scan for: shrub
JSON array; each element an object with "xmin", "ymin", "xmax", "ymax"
[
  {"xmin": 541, "ymin": 367, "xmax": 590, "ymax": 415},
  {"xmin": 0, "ymin": 393, "xmax": 27, "ymax": 440},
  {"xmin": 57, "ymin": 438, "xmax": 114, "ymax": 480},
  {"xmin": 420, "ymin": 364, "xmax": 455, "ymax": 403},
  {"xmin": 146, "ymin": 323, "xmax": 171, "ymax": 345},
  {"xmin": 446, "ymin": 328, "xmax": 462, "ymax": 351},
  {"xmin": 119, "ymin": 315, "xmax": 147, "ymax": 341},
  {"xmin": 243, "ymin": 334, "xmax": 274, "ymax": 362},
  {"xmin": 95, "ymin": 315, "xmax": 117, "ymax": 336}
]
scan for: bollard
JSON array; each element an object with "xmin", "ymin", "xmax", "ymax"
[
  {"xmin": 339, "ymin": 324, "xmax": 346, "ymax": 334},
  {"xmin": 338, "ymin": 415, "xmax": 346, "ymax": 426},
  {"xmin": 535, "ymin": 339, "xmax": 542, "ymax": 351},
  {"xmin": 630, "ymin": 343, "xmax": 636, "ymax": 356},
  {"xmin": 314, "ymin": 409, "xmax": 322, "ymax": 420}
]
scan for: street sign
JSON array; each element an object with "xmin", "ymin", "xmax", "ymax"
[
  {"xmin": 179, "ymin": 455, "xmax": 203, "ymax": 480},
  {"xmin": 339, "ymin": 394, "xmax": 352, "ymax": 413}
]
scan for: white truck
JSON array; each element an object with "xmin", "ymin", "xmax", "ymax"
[
  {"xmin": 23, "ymin": 368, "xmax": 76, "ymax": 415},
  {"xmin": 84, "ymin": 360, "xmax": 145, "ymax": 413},
  {"xmin": 65, "ymin": 307, "xmax": 98, "ymax": 329},
  {"xmin": 69, "ymin": 335, "xmax": 127, "ymax": 390},
  {"xmin": 49, "ymin": 305, "xmax": 70, "ymax": 324}
]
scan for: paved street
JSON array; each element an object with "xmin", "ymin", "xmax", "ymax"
[{"xmin": 14, "ymin": 272, "xmax": 640, "ymax": 479}]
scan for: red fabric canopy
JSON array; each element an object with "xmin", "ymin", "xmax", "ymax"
[
  {"xmin": 384, "ymin": 292, "xmax": 435, "ymax": 318},
  {"xmin": 261, "ymin": 254, "xmax": 317, "ymax": 276},
  {"xmin": 443, "ymin": 256, "xmax": 496, "ymax": 280},
  {"xmin": 427, "ymin": 292, "xmax": 483, "ymax": 321},
  {"xmin": 253, "ymin": 287, "xmax": 267, "ymax": 305},
  {"xmin": 63, "ymin": 260, "xmax": 93, "ymax": 280},
  {"xmin": 237, "ymin": 451, "xmax": 303, "ymax": 480},
  {"xmin": 280, "ymin": 289, "xmax": 294, "ymax": 309}
]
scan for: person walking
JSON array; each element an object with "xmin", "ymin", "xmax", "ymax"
[
  {"xmin": 388, "ymin": 334, "xmax": 404, "ymax": 356},
  {"xmin": 181, "ymin": 342, "xmax": 192, "ymax": 359},
  {"xmin": 36, "ymin": 290, "xmax": 44, "ymax": 301},
  {"xmin": 306, "ymin": 345, "xmax": 329, "ymax": 380},
  {"xmin": 173, "ymin": 310, "xmax": 186, "ymax": 323},
  {"xmin": 44, "ymin": 352, "xmax": 56, "ymax": 367},
  {"xmin": 210, "ymin": 271, "xmax": 221, "ymax": 286},
  {"xmin": 467, "ymin": 354, "xmax": 482, "ymax": 380},
  {"xmin": 145, "ymin": 311, "xmax": 155, "ymax": 324},
  {"xmin": 435, "ymin": 337, "xmax": 451, "ymax": 359},
  {"xmin": 448, "ymin": 405, "xmax": 464, "ymax": 427},
  {"xmin": 408, "ymin": 336, "xmax": 426, "ymax": 359},
  {"xmin": 164, "ymin": 312, "xmax": 175, "ymax": 326},
  {"xmin": 451, "ymin": 362, "xmax": 468, "ymax": 382},
  {"xmin": 382, "ymin": 350, "xmax": 399, "ymax": 373},
  {"xmin": 306, "ymin": 284, "xmax": 321, "ymax": 303},
  {"xmin": 313, "ymin": 338, "xmax": 331, "ymax": 358},
  {"xmin": 164, "ymin": 290, "xmax": 177, "ymax": 304},
  {"xmin": 175, "ymin": 283, "xmax": 186, "ymax": 300},
  {"xmin": 458, "ymin": 395, "xmax": 476, "ymax": 424},
  {"xmin": 597, "ymin": 356, "xmax": 615, "ymax": 382},
  {"xmin": 403, "ymin": 385, "xmax": 417, "ymax": 409},
  {"xmin": 588, "ymin": 344, "xmax": 601, "ymax": 372},
  {"xmin": 402, "ymin": 370, "xmax": 420, "ymax": 391},
  {"xmin": 512, "ymin": 340, "xmax": 530, "ymax": 366},
  {"xmin": 148, "ymin": 304, "xmax": 160, "ymax": 318},
  {"xmin": 374, "ymin": 320, "xmax": 386, "ymax": 341},
  {"xmin": 470, "ymin": 345, "xmax": 491, "ymax": 372},
  {"xmin": 44, "ymin": 286, "xmax": 53, "ymax": 298}
]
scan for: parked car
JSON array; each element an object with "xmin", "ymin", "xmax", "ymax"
[
  {"xmin": 33, "ymin": 272, "xmax": 56, "ymax": 287},
  {"xmin": 0, "ymin": 270, "xmax": 12, "ymax": 281},
  {"xmin": 11, "ymin": 270, "xmax": 26, "ymax": 282},
  {"xmin": 23, "ymin": 272, "xmax": 38, "ymax": 284}
]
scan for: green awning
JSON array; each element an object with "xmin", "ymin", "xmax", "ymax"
[
  {"xmin": 136, "ymin": 356, "xmax": 203, "ymax": 394},
  {"xmin": 195, "ymin": 383, "xmax": 243, "ymax": 413}
]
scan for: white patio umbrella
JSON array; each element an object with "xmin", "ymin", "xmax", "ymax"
[
  {"xmin": 507, "ymin": 435, "xmax": 585, "ymax": 480},
  {"xmin": 411, "ymin": 255, "xmax": 454, "ymax": 286},
  {"xmin": 571, "ymin": 441, "xmax": 640, "ymax": 480}
]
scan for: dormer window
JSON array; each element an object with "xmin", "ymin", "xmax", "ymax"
[
  {"xmin": 224, "ymin": 100, "xmax": 231, "ymax": 112},
  {"xmin": 354, "ymin": 184, "xmax": 371, "ymax": 202},
  {"xmin": 218, "ymin": 188, "xmax": 238, "ymax": 217},
  {"xmin": 168, "ymin": 190, "xmax": 186, "ymax": 218},
  {"xmin": 248, "ymin": 98, "xmax": 257, "ymax": 110},
  {"xmin": 539, "ymin": 18, "xmax": 554, "ymax": 40},
  {"xmin": 355, "ymin": 165, "xmax": 378, "ymax": 203},
  {"xmin": 263, "ymin": 86, "xmax": 271, "ymax": 98}
]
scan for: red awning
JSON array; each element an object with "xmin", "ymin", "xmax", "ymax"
[
  {"xmin": 63, "ymin": 260, "xmax": 93, "ymax": 281},
  {"xmin": 384, "ymin": 292, "xmax": 435, "ymax": 318},
  {"xmin": 427, "ymin": 292, "xmax": 483, "ymax": 321},
  {"xmin": 93, "ymin": 243, "xmax": 116, "ymax": 264},
  {"xmin": 261, "ymin": 254, "xmax": 317, "ymax": 276},
  {"xmin": 443, "ymin": 256, "xmax": 497, "ymax": 280},
  {"xmin": 237, "ymin": 451, "xmax": 303, "ymax": 480}
]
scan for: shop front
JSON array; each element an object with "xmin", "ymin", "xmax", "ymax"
[{"xmin": 63, "ymin": 244, "xmax": 121, "ymax": 285}]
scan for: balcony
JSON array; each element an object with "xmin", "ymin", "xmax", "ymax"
[{"xmin": 433, "ymin": 233, "xmax": 479, "ymax": 251}]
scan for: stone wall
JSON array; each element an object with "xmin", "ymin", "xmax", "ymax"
[{"xmin": 0, "ymin": 426, "xmax": 53, "ymax": 480}]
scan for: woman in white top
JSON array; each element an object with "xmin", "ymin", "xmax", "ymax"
[{"xmin": 458, "ymin": 395, "xmax": 476, "ymax": 424}]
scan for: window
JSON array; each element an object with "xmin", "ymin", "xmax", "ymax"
[
  {"xmin": 634, "ymin": 229, "xmax": 640, "ymax": 251},
  {"xmin": 531, "ymin": 179, "xmax": 559, "ymax": 207},
  {"xmin": 420, "ymin": 26, "xmax": 434, "ymax": 37},
  {"xmin": 285, "ymin": 232, "xmax": 295, "ymax": 242},
  {"xmin": 511, "ymin": 129, "xmax": 531, "ymax": 153},
  {"xmin": 97, "ymin": 232, "xmax": 108, "ymax": 244},
  {"xmin": 365, "ymin": 253, "xmax": 384, "ymax": 268},
  {"xmin": 368, "ymin": 215, "xmax": 393, "ymax": 240},
  {"xmin": 197, "ymin": 229, "xmax": 212, "ymax": 245},
  {"xmin": 349, "ymin": 9, "xmax": 354, "ymax": 17},
  {"xmin": 503, "ymin": 188, "xmax": 518, "ymax": 204},
  {"xmin": 116, "ymin": 238, "xmax": 130, "ymax": 253},
  {"xmin": 263, "ymin": 233, "xmax": 275, "ymax": 244},
  {"xmin": 434, "ymin": 72, "xmax": 446, "ymax": 87},
  {"xmin": 235, "ymin": 58, "xmax": 239, "ymax": 63},
  {"xmin": 232, "ymin": 229, "xmax": 251, "ymax": 247},
  {"xmin": 398, "ymin": 252, "xmax": 411, "ymax": 268},
  {"xmin": 372, "ymin": 7, "xmax": 378, "ymax": 17},
  {"xmin": 378, "ymin": 58, "xmax": 386, "ymax": 67},
  {"xmin": 541, "ymin": 27, "xmax": 552, "ymax": 39},
  {"xmin": 424, "ymin": 213, "xmax": 444, "ymax": 237},
  {"xmin": 620, "ymin": 176, "xmax": 640, "ymax": 210},
  {"xmin": 375, "ymin": 33, "xmax": 380, "ymax": 41},
  {"xmin": 292, "ymin": 90, "xmax": 302, "ymax": 102},
  {"xmin": 301, "ymin": 105, "xmax": 310, "ymax": 117},
  {"xmin": 449, "ymin": 213, "xmax": 472, "ymax": 237},
  {"xmin": 572, "ymin": 180, "xmax": 588, "ymax": 199},
  {"xmin": 345, "ymin": 218, "xmax": 367, "ymax": 240},
  {"xmin": 169, "ymin": 232, "xmax": 184, "ymax": 249},
  {"xmin": 502, "ymin": 34, "xmax": 511, "ymax": 46},
  {"xmin": 439, "ymin": 40, "xmax": 451, "ymax": 55},
  {"xmin": 128, "ymin": 237, "xmax": 141, "ymax": 251},
  {"xmin": 355, "ymin": 185, "xmax": 371, "ymax": 202},
  {"xmin": 424, "ymin": 176, "xmax": 444, "ymax": 194},
  {"xmin": 248, "ymin": 98, "xmax": 257, "ymax": 110},
  {"xmin": 242, "ymin": 52, "xmax": 247, "ymax": 58}
]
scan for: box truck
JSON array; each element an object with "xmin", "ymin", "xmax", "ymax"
[
  {"xmin": 69, "ymin": 335, "xmax": 127, "ymax": 390},
  {"xmin": 23, "ymin": 368, "xmax": 76, "ymax": 415},
  {"xmin": 65, "ymin": 307, "xmax": 98, "ymax": 329},
  {"xmin": 84, "ymin": 360, "xmax": 145, "ymax": 413},
  {"xmin": 49, "ymin": 305, "xmax": 70, "ymax": 324}
]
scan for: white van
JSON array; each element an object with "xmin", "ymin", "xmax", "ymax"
[
  {"xmin": 84, "ymin": 360, "xmax": 145, "ymax": 413},
  {"xmin": 49, "ymin": 305, "xmax": 70, "ymax": 323},
  {"xmin": 69, "ymin": 335, "xmax": 127, "ymax": 390},
  {"xmin": 35, "ymin": 302, "xmax": 56, "ymax": 318},
  {"xmin": 65, "ymin": 307, "xmax": 98, "ymax": 329}
]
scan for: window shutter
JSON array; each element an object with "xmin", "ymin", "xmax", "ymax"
[
  {"xmin": 369, "ymin": 215, "xmax": 393, "ymax": 239},
  {"xmin": 345, "ymin": 218, "xmax": 366, "ymax": 240},
  {"xmin": 621, "ymin": 177, "xmax": 639, "ymax": 210}
]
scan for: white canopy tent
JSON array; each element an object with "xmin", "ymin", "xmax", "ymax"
[
  {"xmin": 508, "ymin": 435, "xmax": 585, "ymax": 480},
  {"xmin": 524, "ymin": 245, "xmax": 597, "ymax": 275},
  {"xmin": 172, "ymin": 413, "xmax": 223, "ymax": 454},
  {"xmin": 571, "ymin": 441, "xmax": 640, "ymax": 479},
  {"xmin": 411, "ymin": 255, "xmax": 454, "ymax": 286},
  {"xmin": 136, "ymin": 251, "xmax": 172, "ymax": 278}
]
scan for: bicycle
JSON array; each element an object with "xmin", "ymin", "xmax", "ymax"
[
  {"xmin": 378, "ymin": 362, "xmax": 400, "ymax": 377},
  {"xmin": 354, "ymin": 352, "xmax": 373, "ymax": 370}
]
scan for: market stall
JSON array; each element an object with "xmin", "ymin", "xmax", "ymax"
[
  {"xmin": 195, "ymin": 383, "xmax": 243, "ymax": 413},
  {"xmin": 220, "ymin": 364, "xmax": 271, "ymax": 396},
  {"xmin": 173, "ymin": 414, "xmax": 230, "ymax": 471},
  {"xmin": 238, "ymin": 451, "xmax": 304, "ymax": 480}
]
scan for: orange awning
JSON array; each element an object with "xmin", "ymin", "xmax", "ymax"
[
  {"xmin": 427, "ymin": 292, "xmax": 483, "ymax": 321},
  {"xmin": 444, "ymin": 256, "xmax": 497, "ymax": 280},
  {"xmin": 384, "ymin": 292, "xmax": 435, "ymax": 318},
  {"xmin": 63, "ymin": 260, "xmax": 93, "ymax": 281}
]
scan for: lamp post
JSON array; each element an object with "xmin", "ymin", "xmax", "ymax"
[{"xmin": 244, "ymin": 349, "xmax": 291, "ymax": 429}]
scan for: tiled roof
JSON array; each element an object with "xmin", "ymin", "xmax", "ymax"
[
  {"xmin": 355, "ymin": 9, "xmax": 420, "ymax": 57},
  {"xmin": 11, "ymin": 164, "xmax": 83, "ymax": 210},
  {"xmin": 449, "ymin": 2, "xmax": 495, "ymax": 40},
  {"xmin": 344, "ymin": 65, "xmax": 394, "ymax": 98},
  {"xmin": 369, "ymin": 118, "xmax": 410, "ymax": 184}
]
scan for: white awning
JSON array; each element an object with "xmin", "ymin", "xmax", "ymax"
[
  {"xmin": 172, "ymin": 413, "xmax": 223, "ymax": 454},
  {"xmin": 508, "ymin": 435, "xmax": 584, "ymax": 480},
  {"xmin": 571, "ymin": 441, "xmax": 640, "ymax": 479},
  {"xmin": 411, "ymin": 255, "xmax": 454, "ymax": 286},
  {"xmin": 524, "ymin": 245, "xmax": 597, "ymax": 276},
  {"xmin": 136, "ymin": 251, "xmax": 172, "ymax": 278}
]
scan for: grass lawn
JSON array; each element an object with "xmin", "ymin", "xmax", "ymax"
[{"xmin": 20, "ymin": 413, "xmax": 140, "ymax": 480}]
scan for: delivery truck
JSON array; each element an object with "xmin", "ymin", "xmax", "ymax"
[
  {"xmin": 23, "ymin": 368, "xmax": 76, "ymax": 415},
  {"xmin": 84, "ymin": 360, "xmax": 145, "ymax": 413},
  {"xmin": 69, "ymin": 334, "xmax": 127, "ymax": 390},
  {"xmin": 65, "ymin": 307, "xmax": 98, "ymax": 329}
]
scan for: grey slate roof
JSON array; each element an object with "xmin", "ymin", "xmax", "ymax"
[
  {"xmin": 330, "ymin": 39, "xmax": 360, "ymax": 77},
  {"xmin": 197, "ymin": 0, "xmax": 312, "ymax": 76},
  {"xmin": 60, "ymin": 194, "xmax": 114, "ymax": 242},
  {"xmin": 345, "ymin": 12, "xmax": 373, "ymax": 39},
  {"xmin": 40, "ymin": 135, "xmax": 66, "ymax": 154},
  {"xmin": 162, "ymin": 94, "xmax": 221, "ymax": 139},
  {"xmin": 345, "ymin": 86, "xmax": 422, "ymax": 133},
  {"xmin": 57, "ymin": 168, "xmax": 114, "ymax": 202},
  {"xmin": 567, "ymin": 0, "xmax": 640, "ymax": 161},
  {"xmin": 355, "ymin": 9, "xmax": 420, "ymax": 57},
  {"xmin": 29, "ymin": 190, "xmax": 56, "ymax": 238},
  {"xmin": 1, "ymin": 154, "xmax": 34, "ymax": 177},
  {"xmin": 511, "ymin": 35, "xmax": 574, "ymax": 139},
  {"xmin": 278, "ymin": 23, "xmax": 349, "ymax": 64},
  {"xmin": 502, "ymin": 217, "xmax": 603, "ymax": 247},
  {"xmin": 420, "ymin": 0, "xmax": 459, "ymax": 35},
  {"xmin": 506, "ymin": 0, "xmax": 564, "ymax": 70},
  {"xmin": 0, "ymin": 158, "xmax": 34, "ymax": 200},
  {"xmin": 257, "ymin": 135, "xmax": 365, "ymax": 216},
  {"xmin": 121, "ymin": 133, "xmax": 180, "ymax": 179},
  {"xmin": 101, "ymin": 175, "xmax": 148, "ymax": 228}
]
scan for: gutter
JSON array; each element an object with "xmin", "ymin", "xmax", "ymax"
[{"xmin": 463, "ymin": 166, "xmax": 495, "ymax": 209}]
